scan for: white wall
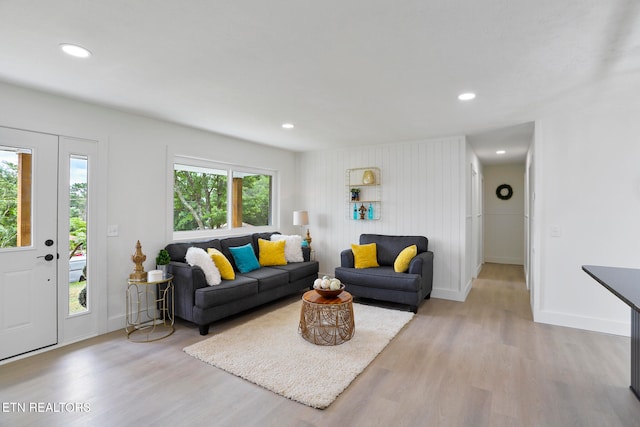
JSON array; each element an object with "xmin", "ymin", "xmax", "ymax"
[
  {"xmin": 466, "ymin": 145, "xmax": 483, "ymax": 281},
  {"xmin": 483, "ymin": 164, "xmax": 525, "ymax": 265},
  {"xmin": 298, "ymin": 137, "xmax": 472, "ymax": 301},
  {"xmin": 532, "ymin": 72, "xmax": 640, "ymax": 336},
  {"xmin": 0, "ymin": 81, "xmax": 300, "ymax": 336}
]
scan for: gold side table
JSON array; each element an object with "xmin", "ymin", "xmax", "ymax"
[
  {"xmin": 299, "ymin": 290, "xmax": 355, "ymax": 345},
  {"xmin": 126, "ymin": 274, "xmax": 174, "ymax": 342}
]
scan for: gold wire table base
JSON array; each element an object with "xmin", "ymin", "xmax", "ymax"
[{"xmin": 299, "ymin": 290, "xmax": 355, "ymax": 345}]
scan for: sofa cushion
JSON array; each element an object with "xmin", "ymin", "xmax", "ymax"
[
  {"xmin": 194, "ymin": 276, "xmax": 258, "ymax": 307},
  {"xmin": 166, "ymin": 239, "xmax": 221, "ymax": 262},
  {"xmin": 258, "ymin": 238, "xmax": 287, "ymax": 266},
  {"xmin": 229, "ymin": 243, "xmax": 261, "ymax": 273},
  {"xmin": 270, "ymin": 234, "xmax": 304, "ymax": 262},
  {"xmin": 252, "ymin": 231, "xmax": 280, "ymax": 249},
  {"xmin": 351, "ymin": 243, "xmax": 380, "ymax": 269},
  {"xmin": 185, "ymin": 247, "xmax": 221, "ymax": 285},
  {"xmin": 394, "ymin": 245, "xmax": 417, "ymax": 273},
  {"xmin": 272, "ymin": 261, "xmax": 319, "ymax": 282},
  {"xmin": 207, "ymin": 248, "xmax": 235, "ymax": 280},
  {"xmin": 220, "ymin": 235, "xmax": 254, "ymax": 271},
  {"xmin": 360, "ymin": 234, "xmax": 428, "ymax": 266},
  {"xmin": 335, "ymin": 265, "xmax": 421, "ymax": 293},
  {"xmin": 239, "ymin": 267, "xmax": 290, "ymax": 292}
]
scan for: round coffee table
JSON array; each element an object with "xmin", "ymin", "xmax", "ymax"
[{"xmin": 299, "ymin": 290, "xmax": 355, "ymax": 345}]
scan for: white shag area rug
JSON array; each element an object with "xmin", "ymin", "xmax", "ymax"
[{"xmin": 183, "ymin": 300, "xmax": 414, "ymax": 409}]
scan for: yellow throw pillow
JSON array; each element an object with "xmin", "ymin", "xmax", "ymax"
[
  {"xmin": 207, "ymin": 248, "xmax": 235, "ymax": 280},
  {"xmin": 351, "ymin": 243, "xmax": 379, "ymax": 269},
  {"xmin": 258, "ymin": 238, "xmax": 287, "ymax": 266},
  {"xmin": 394, "ymin": 245, "xmax": 417, "ymax": 273}
]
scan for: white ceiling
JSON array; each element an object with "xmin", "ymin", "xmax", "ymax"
[{"xmin": 0, "ymin": 1, "xmax": 639, "ymax": 163}]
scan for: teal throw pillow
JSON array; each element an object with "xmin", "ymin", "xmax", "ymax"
[{"xmin": 228, "ymin": 243, "xmax": 260, "ymax": 273}]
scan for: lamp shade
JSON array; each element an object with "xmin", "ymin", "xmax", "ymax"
[{"xmin": 293, "ymin": 210, "xmax": 309, "ymax": 226}]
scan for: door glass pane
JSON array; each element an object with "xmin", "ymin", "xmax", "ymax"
[
  {"xmin": 0, "ymin": 147, "xmax": 32, "ymax": 249},
  {"xmin": 69, "ymin": 156, "xmax": 88, "ymax": 315}
]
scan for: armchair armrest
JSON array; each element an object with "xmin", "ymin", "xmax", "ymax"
[
  {"xmin": 340, "ymin": 249, "xmax": 355, "ymax": 268},
  {"xmin": 408, "ymin": 251, "xmax": 434, "ymax": 294}
]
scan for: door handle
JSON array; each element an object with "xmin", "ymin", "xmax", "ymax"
[{"xmin": 37, "ymin": 254, "xmax": 55, "ymax": 261}]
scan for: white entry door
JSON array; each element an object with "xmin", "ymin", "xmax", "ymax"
[{"xmin": 0, "ymin": 126, "xmax": 58, "ymax": 360}]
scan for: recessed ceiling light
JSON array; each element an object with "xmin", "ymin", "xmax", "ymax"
[
  {"xmin": 60, "ymin": 43, "xmax": 92, "ymax": 58},
  {"xmin": 496, "ymin": 150, "xmax": 506, "ymax": 155},
  {"xmin": 282, "ymin": 123, "xmax": 294, "ymax": 129},
  {"xmin": 458, "ymin": 92, "xmax": 476, "ymax": 101}
]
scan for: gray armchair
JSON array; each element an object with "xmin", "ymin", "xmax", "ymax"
[{"xmin": 334, "ymin": 234, "xmax": 433, "ymax": 312}]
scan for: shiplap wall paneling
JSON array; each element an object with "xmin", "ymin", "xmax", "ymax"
[{"xmin": 297, "ymin": 136, "xmax": 468, "ymax": 301}]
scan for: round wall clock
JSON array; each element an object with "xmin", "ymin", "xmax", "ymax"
[{"xmin": 496, "ymin": 184, "xmax": 513, "ymax": 200}]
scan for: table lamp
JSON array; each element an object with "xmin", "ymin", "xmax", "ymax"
[{"xmin": 293, "ymin": 210, "xmax": 312, "ymax": 248}]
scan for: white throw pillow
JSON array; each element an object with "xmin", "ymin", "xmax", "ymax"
[
  {"xmin": 185, "ymin": 247, "xmax": 221, "ymax": 286},
  {"xmin": 271, "ymin": 234, "xmax": 304, "ymax": 262}
]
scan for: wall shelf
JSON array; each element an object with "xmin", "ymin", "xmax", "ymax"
[{"xmin": 346, "ymin": 167, "xmax": 380, "ymax": 220}]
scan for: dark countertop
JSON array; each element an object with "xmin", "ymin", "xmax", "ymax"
[{"xmin": 582, "ymin": 265, "xmax": 640, "ymax": 310}]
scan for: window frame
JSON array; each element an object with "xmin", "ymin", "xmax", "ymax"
[{"xmin": 171, "ymin": 155, "xmax": 279, "ymax": 241}]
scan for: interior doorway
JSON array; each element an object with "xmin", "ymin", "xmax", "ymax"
[{"xmin": 483, "ymin": 164, "xmax": 526, "ymax": 266}]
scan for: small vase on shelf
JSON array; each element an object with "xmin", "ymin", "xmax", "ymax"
[{"xmin": 368, "ymin": 203, "xmax": 374, "ymax": 220}]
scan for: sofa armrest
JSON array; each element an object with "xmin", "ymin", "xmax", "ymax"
[
  {"xmin": 168, "ymin": 261, "xmax": 207, "ymax": 322},
  {"xmin": 340, "ymin": 249, "xmax": 355, "ymax": 268}
]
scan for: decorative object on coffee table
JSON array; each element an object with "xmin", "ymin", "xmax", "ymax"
[
  {"xmin": 299, "ymin": 289, "xmax": 354, "ymax": 345},
  {"xmin": 129, "ymin": 240, "xmax": 147, "ymax": 282},
  {"xmin": 315, "ymin": 285, "xmax": 345, "ymax": 298},
  {"xmin": 313, "ymin": 275, "xmax": 344, "ymax": 298}
]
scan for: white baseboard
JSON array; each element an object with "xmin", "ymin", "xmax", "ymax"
[
  {"xmin": 431, "ymin": 281, "xmax": 472, "ymax": 302},
  {"xmin": 484, "ymin": 256, "xmax": 524, "ymax": 265},
  {"xmin": 534, "ymin": 309, "xmax": 630, "ymax": 337},
  {"xmin": 108, "ymin": 314, "xmax": 126, "ymax": 333}
]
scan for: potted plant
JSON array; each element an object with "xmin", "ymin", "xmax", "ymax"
[
  {"xmin": 350, "ymin": 187, "xmax": 360, "ymax": 201},
  {"xmin": 156, "ymin": 249, "xmax": 171, "ymax": 278}
]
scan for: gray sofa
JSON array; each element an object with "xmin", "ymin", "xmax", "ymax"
[
  {"xmin": 165, "ymin": 232, "xmax": 319, "ymax": 335},
  {"xmin": 334, "ymin": 234, "xmax": 433, "ymax": 312}
]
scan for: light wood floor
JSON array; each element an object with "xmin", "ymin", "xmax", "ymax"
[{"xmin": 2, "ymin": 263, "xmax": 640, "ymax": 426}]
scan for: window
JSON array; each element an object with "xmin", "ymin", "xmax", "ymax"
[
  {"xmin": 69, "ymin": 155, "xmax": 88, "ymax": 315},
  {"xmin": 173, "ymin": 157, "xmax": 276, "ymax": 238}
]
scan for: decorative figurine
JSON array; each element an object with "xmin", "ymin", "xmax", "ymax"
[
  {"xmin": 130, "ymin": 240, "xmax": 148, "ymax": 282},
  {"xmin": 304, "ymin": 229, "xmax": 313, "ymax": 249},
  {"xmin": 359, "ymin": 203, "xmax": 367, "ymax": 220}
]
